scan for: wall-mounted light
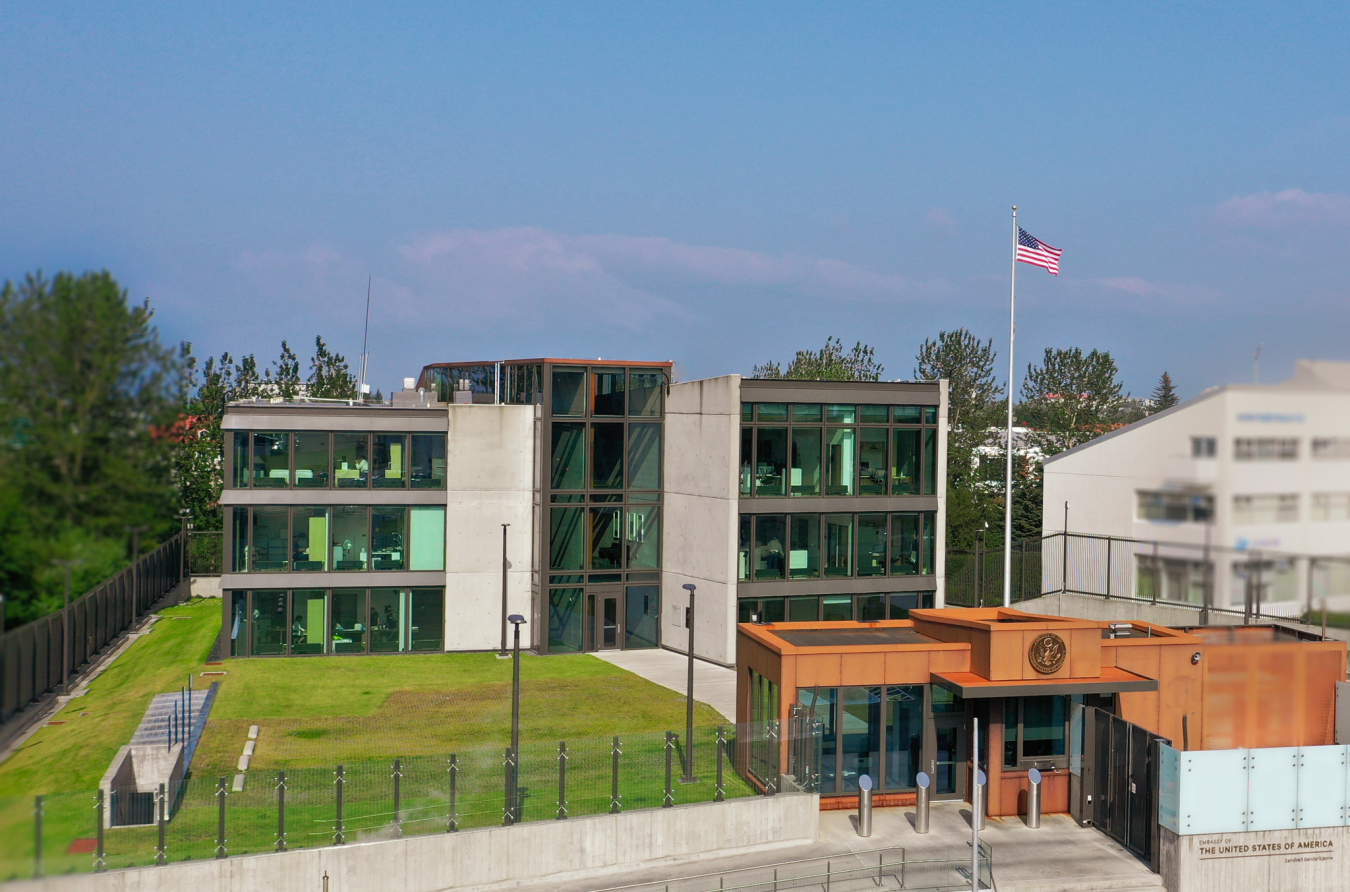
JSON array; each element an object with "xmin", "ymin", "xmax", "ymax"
[{"xmin": 1191, "ymin": 651, "xmax": 1202, "ymax": 665}]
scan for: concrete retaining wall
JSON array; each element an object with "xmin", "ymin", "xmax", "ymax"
[
  {"xmin": 8, "ymin": 794, "xmax": 818, "ymax": 892},
  {"xmin": 1160, "ymin": 824, "xmax": 1349, "ymax": 892}
]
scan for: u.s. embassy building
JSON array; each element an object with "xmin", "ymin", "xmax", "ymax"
[{"xmin": 216, "ymin": 357, "xmax": 947, "ymax": 665}]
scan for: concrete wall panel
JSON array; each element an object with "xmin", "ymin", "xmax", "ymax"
[{"xmin": 8, "ymin": 795, "xmax": 819, "ymax": 892}]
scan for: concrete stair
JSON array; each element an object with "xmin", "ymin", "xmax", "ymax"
[{"xmin": 998, "ymin": 873, "xmax": 1165, "ymax": 892}]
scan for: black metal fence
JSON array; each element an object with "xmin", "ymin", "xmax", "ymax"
[
  {"xmin": 186, "ymin": 531, "xmax": 223, "ymax": 577},
  {"xmin": 0, "ymin": 533, "xmax": 185, "ymax": 726},
  {"xmin": 945, "ymin": 537, "xmax": 1044, "ymax": 607},
  {"xmin": 0, "ymin": 721, "xmax": 820, "ymax": 879}
]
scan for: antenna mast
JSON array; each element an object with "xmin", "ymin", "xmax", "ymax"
[{"xmin": 358, "ymin": 276, "xmax": 372, "ymax": 396}]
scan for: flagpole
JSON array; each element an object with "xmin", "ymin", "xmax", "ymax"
[{"xmin": 1003, "ymin": 207, "xmax": 1017, "ymax": 609}]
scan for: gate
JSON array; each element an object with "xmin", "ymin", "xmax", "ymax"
[{"xmin": 1083, "ymin": 708, "xmax": 1168, "ymax": 867}]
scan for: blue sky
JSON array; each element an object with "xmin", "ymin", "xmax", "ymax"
[{"xmin": 3, "ymin": 3, "xmax": 1348, "ymax": 398}]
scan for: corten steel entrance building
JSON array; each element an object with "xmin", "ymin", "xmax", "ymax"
[
  {"xmin": 217, "ymin": 359, "xmax": 947, "ymax": 665},
  {"xmin": 736, "ymin": 607, "xmax": 1346, "ymax": 814}
]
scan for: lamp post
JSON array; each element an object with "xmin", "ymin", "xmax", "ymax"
[
  {"xmin": 507, "ymin": 613, "xmax": 526, "ymax": 823},
  {"xmin": 51, "ymin": 560, "xmax": 79, "ymax": 692},
  {"xmin": 680, "ymin": 583, "xmax": 699, "ymax": 784},
  {"xmin": 499, "ymin": 524, "xmax": 510, "ymax": 658},
  {"xmin": 179, "ymin": 508, "xmax": 193, "ymax": 584}
]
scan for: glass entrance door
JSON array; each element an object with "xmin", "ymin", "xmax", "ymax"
[
  {"xmin": 930, "ymin": 717, "xmax": 966, "ymax": 800},
  {"xmin": 593, "ymin": 593, "xmax": 621, "ymax": 650}
]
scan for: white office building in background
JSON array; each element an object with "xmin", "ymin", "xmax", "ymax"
[{"xmin": 1042, "ymin": 359, "xmax": 1350, "ymax": 616}]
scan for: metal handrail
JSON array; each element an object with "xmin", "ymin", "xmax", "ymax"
[{"xmin": 590, "ymin": 846, "xmax": 905, "ymax": 892}]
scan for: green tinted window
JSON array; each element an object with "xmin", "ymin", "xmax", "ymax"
[
  {"xmin": 550, "ymin": 423, "xmax": 586, "ymax": 489},
  {"xmin": 825, "ymin": 405, "xmax": 856, "ymax": 423},
  {"xmin": 757, "ymin": 403, "xmax": 788, "ymax": 422},
  {"xmin": 859, "ymin": 405, "xmax": 888, "ymax": 423},
  {"xmin": 893, "ymin": 406, "xmax": 922, "ymax": 424},
  {"xmin": 792, "ymin": 404, "xmax": 822, "ymax": 422}
]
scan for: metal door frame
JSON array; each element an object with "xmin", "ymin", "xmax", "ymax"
[
  {"xmin": 587, "ymin": 586, "xmax": 623, "ymax": 651},
  {"xmin": 924, "ymin": 686, "xmax": 969, "ymax": 802},
  {"xmin": 1081, "ymin": 706, "xmax": 1168, "ymax": 870}
]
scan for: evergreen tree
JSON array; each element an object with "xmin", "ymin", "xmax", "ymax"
[
  {"xmin": 1150, "ymin": 371, "xmax": 1180, "ymax": 413},
  {"xmin": 307, "ymin": 336, "xmax": 359, "ymax": 399},
  {"xmin": 753, "ymin": 336, "xmax": 883, "ymax": 381}
]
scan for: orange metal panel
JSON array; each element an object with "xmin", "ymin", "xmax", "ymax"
[
  {"xmin": 795, "ymin": 653, "xmax": 843, "ymax": 688},
  {"xmin": 841, "ymin": 651, "xmax": 886, "ymax": 686},
  {"xmin": 883, "ymin": 650, "xmax": 937, "ymax": 684}
]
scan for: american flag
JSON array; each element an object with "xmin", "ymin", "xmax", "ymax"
[{"xmin": 1017, "ymin": 227, "xmax": 1062, "ymax": 275}]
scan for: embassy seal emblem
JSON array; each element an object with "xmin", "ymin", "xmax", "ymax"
[{"xmin": 1028, "ymin": 633, "xmax": 1067, "ymax": 674}]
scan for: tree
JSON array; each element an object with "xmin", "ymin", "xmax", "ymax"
[
  {"xmin": 1019, "ymin": 347, "xmax": 1126, "ymax": 454},
  {"xmin": 914, "ymin": 330, "xmax": 1005, "ymax": 548},
  {"xmin": 0, "ymin": 271, "xmax": 182, "ymax": 623},
  {"xmin": 753, "ymin": 336, "xmax": 883, "ymax": 381},
  {"xmin": 1150, "ymin": 371, "xmax": 1180, "ymax": 413},
  {"xmin": 175, "ymin": 336, "xmax": 360, "ymax": 534},
  {"xmin": 307, "ymin": 336, "xmax": 359, "ymax": 399}
]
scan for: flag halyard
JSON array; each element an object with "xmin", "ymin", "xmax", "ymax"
[{"xmin": 1016, "ymin": 227, "xmax": 1062, "ymax": 275}]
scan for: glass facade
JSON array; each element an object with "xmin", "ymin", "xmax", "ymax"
[
  {"xmin": 738, "ymin": 591, "xmax": 934, "ymax": 623},
  {"xmin": 741, "ymin": 403, "xmax": 940, "ymax": 498},
  {"xmin": 739, "ymin": 512, "xmax": 937, "ymax": 581},
  {"xmin": 800, "ymin": 684, "xmax": 945, "ymax": 795},
  {"xmin": 228, "ymin": 506, "xmax": 445, "ymax": 573},
  {"xmin": 229, "ymin": 430, "xmax": 445, "ymax": 490},
  {"xmin": 543, "ymin": 364, "xmax": 669, "ymax": 654},
  {"xmin": 226, "ymin": 587, "xmax": 444, "ymax": 656}
]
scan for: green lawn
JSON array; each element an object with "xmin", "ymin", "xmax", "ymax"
[{"xmin": 0, "ymin": 598, "xmax": 757, "ymax": 880}]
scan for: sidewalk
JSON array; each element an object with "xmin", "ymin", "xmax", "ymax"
[
  {"xmin": 591, "ymin": 648, "xmax": 737, "ymax": 721},
  {"xmin": 504, "ymin": 800, "xmax": 1160, "ymax": 892}
]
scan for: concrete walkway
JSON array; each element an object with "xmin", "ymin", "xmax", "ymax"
[
  {"xmin": 591, "ymin": 648, "xmax": 738, "ymax": 722},
  {"xmin": 506, "ymin": 801, "xmax": 1160, "ymax": 892}
]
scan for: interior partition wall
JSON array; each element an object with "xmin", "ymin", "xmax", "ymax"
[
  {"xmin": 539, "ymin": 362, "xmax": 670, "ymax": 655},
  {"xmin": 226, "ymin": 588, "xmax": 444, "ymax": 657}
]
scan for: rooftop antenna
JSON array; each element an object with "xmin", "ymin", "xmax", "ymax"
[
  {"xmin": 358, "ymin": 276, "xmax": 372, "ymax": 397},
  {"xmin": 1253, "ymin": 343, "xmax": 1262, "ymax": 384}
]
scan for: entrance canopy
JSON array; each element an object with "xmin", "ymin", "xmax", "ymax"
[{"xmin": 930, "ymin": 666, "xmax": 1157, "ymax": 699}]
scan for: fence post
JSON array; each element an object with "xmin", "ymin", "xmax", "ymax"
[
  {"xmin": 276, "ymin": 770, "xmax": 287, "ymax": 852},
  {"xmin": 33, "ymin": 795, "xmax": 42, "ymax": 878},
  {"xmin": 448, "ymin": 754, "xmax": 459, "ymax": 832},
  {"xmin": 664, "ymin": 732, "xmax": 674, "ymax": 808},
  {"xmin": 610, "ymin": 736, "xmax": 622, "ymax": 814},
  {"xmin": 215, "ymin": 776, "xmax": 227, "ymax": 859},
  {"xmin": 1106, "ymin": 536, "xmax": 1113, "ymax": 598},
  {"xmin": 334, "ymin": 765, "xmax": 345, "ymax": 844},
  {"xmin": 503, "ymin": 746, "xmax": 516, "ymax": 826},
  {"xmin": 392, "ymin": 758, "xmax": 403, "ymax": 838},
  {"xmin": 768, "ymin": 720, "xmax": 780, "ymax": 795},
  {"xmin": 156, "ymin": 783, "xmax": 167, "ymax": 865},
  {"xmin": 95, "ymin": 788, "xmax": 106, "ymax": 872},
  {"xmin": 557, "ymin": 741, "xmax": 568, "ymax": 819},
  {"xmin": 715, "ymin": 725, "xmax": 726, "ymax": 802}
]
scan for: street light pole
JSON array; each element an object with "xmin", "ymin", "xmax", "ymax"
[
  {"xmin": 680, "ymin": 583, "xmax": 699, "ymax": 784},
  {"xmin": 507, "ymin": 613, "xmax": 526, "ymax": 823}
]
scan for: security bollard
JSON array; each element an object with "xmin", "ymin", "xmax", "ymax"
[
  {"xmin": 914, "ymin": 771, "xmax": 931, "ymax": 834},
  {"xmin": 1027, "ymin": 767, "xmax": 1042, "ymax": 829},
  {"xmin": 857, "ymin": 775, "xmax": 873, "ymax": 837}
]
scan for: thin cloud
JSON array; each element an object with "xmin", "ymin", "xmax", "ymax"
[
  {"xmin": 398, "ymin": 227, "xmax": 948, "ymax": 306},
  {"xmin": 1213, "ymin": 188, "xmax": 1350, "ymax": 229},
  {"xmin": 1096, "ymin": 276, "xmax": 1221, "ymax": 303}
]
